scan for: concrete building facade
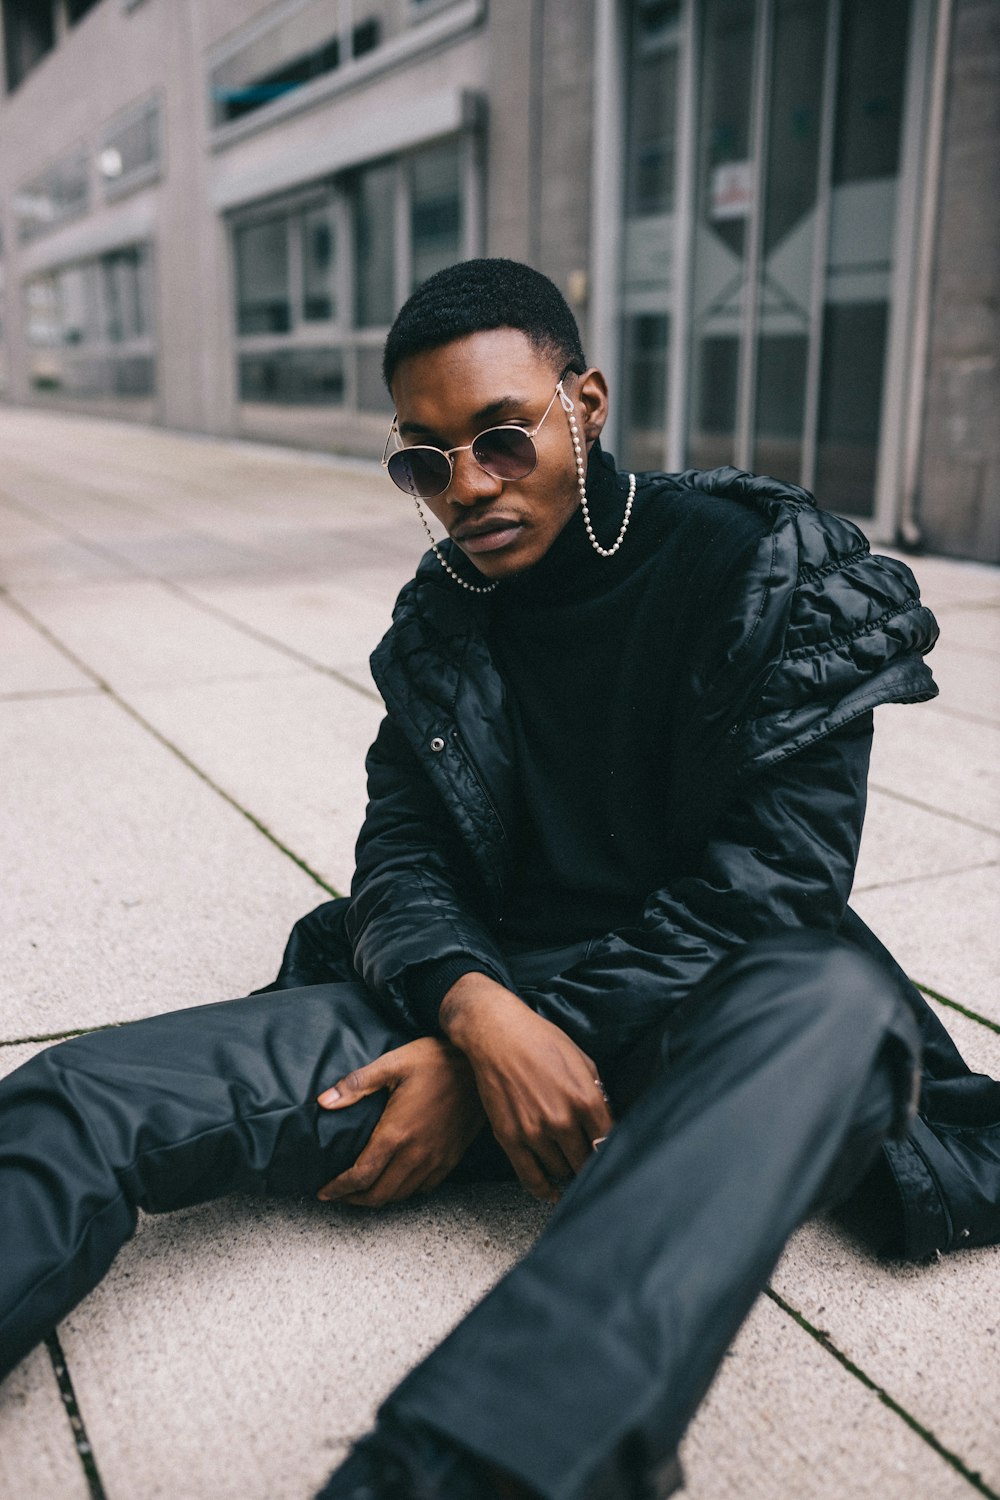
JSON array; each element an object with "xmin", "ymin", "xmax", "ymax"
[{"xmin": 0, "ymin": 0, "xmax": 996, "ymax": 558}]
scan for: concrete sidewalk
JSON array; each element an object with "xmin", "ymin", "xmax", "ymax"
[{"xmin": 0, "ymin": 406, "xmax": 997, "ymax": 1500}]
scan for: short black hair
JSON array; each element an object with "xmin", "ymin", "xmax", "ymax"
[{"xmin": 382, "ymin": 258, "xmax": 587, "ymax": 391}]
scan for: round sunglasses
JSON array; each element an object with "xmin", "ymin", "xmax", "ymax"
[{"xmin": 381, "ymin": 379, "xmax": 571, "ymax": 499}]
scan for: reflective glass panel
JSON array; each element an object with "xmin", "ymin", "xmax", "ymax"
[
  {"xmin": 621, "ymin": 313, "xmax": 669, "ymax": 473},
  {"xmin": 239, "ymin": 347, "xmax": 345, "ymax": 405},
  {"xmin": 833, "ymin": 0, "xmax": 910, "ymax": 184},
  {"xmin": 302, "ymin": 205, "xmax": 337, "ymax": 322},
  {"xmin": 619, "ymin": 1, "xmax": 680, "ymax": 470},
  {"xmin": 353, "ymin": 162, "xmax": 396, "ymax": 327},
  {"xmin": 814, "ymin": 301, "xmax": 887, "ymax": 514},
  {"xmin": 235, "ymin": 219, "xmax": 291, "ymax": 334},
  {"xmin": 688, "ymin": 0, "xmax": 755, "ymax": 469},
  {"xmin": 15, "ymin": 151, "xmax": 90, "ymax": 243},
  {"xmin": 23, "ymin": 245, "xmax": 155, "ymax": 400},
  {"xmin": 100, "ymin": 100, "xmax": 160, "ymax": 193},
  {"xmin": 410, "ymin": 141, "xmax": 462, "ymax": 290},
  {"xmin": 751, "ymin": 0, "xmax": 826, "ymax": 478},
  {"xmin": 3, "ymin": 0, "xmax": 56, "ymax": 92}
]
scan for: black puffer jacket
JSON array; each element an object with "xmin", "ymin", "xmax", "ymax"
[{"xmin": 281, "ymin": 454, "xmax": 1000, "ymax": 1261}]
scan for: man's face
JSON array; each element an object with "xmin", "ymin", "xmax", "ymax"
[{"xmin": 388, "ymin": 327, "xmax": 608, "ymax": 580}]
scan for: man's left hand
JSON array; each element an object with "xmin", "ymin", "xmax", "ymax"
[{"xmin": 315, "ymin": 1038, "xmax": 485, "ymax": 1207}]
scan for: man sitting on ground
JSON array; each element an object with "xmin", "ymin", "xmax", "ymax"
[{"xmin": 3, "ymin": 259, "xmax": 999, "ymax": 1500}]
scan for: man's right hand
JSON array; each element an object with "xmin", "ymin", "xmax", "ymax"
[{"xmin": 440, "ymin": 973, "xmax": 614, "ymax": 1203}]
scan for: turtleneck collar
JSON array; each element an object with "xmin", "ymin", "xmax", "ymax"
[{"xmin": 498, "ymin": 441, "xmax": 636, "ymax": 605}]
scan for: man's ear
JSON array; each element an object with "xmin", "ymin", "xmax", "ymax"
[{"xmin": 576, "ymin": 367, "xmax": 609, "ymax": 449}]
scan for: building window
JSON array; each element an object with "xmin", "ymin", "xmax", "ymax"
[
  {"xmin": 410, "ymin": 139, "xmax": 463, "ymax": 290},
  {"xmin": 98, "ymin": 96, "xmax": 161, "ymax": 198},
  {"xmin": 24, "ymin": 244, "xmax": 155, "ymax": 400},
  {"xmin": 2, "ymin": 0, "xmax": 56, "ymax": 92},
  {"xmin": 209, "ymin": 0, "xmax": 462, "ymax": 129},
  {"xmin": 232, "ymin": 136, "xmax": 469, "ymax": 421},
  {"xmin": 235, "ymin": 217, "xmax": 293, "ymax": 334},
  {"xmin": 14, "ymin": 149, "xmax": 90, "ymax": 243},
  {"xmin": 352, "ymin": 161, "xmax": 397, "ymax": 328}
]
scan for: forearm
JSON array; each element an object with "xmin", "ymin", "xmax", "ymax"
[{"xmin": 439, "ymin": 971, "xmax": 529, "ymax": 1053}]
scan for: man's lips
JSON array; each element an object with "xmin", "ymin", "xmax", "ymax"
[{"xmin": 451, "ymin": 517, "xmax": 525, "ymax": 554}]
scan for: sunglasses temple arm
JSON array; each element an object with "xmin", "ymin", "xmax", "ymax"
[{"xmin": 381, "ymin": 417, "xmax": 399, "ymax": 467}]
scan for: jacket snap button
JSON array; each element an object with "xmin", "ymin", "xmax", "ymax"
[{"xmin": 430, "ymin": 736, "xmax": 445, "ymax": 752}]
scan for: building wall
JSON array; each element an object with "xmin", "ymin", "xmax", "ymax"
[
  {"xmin": 485, "ymin": 0, "xmax": 594, "ymax": 337},
  {"xmin": 918, "ymin": 0, "xmax": 1000, "ymax": 561},
  {"xmin": 1, "ymin": 0, "xmax": 997, "ymax": 559}
]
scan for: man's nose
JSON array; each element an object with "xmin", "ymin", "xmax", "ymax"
[{"xmin": 446, "ymin": 447, "xmax": 504, "ymax": 506}]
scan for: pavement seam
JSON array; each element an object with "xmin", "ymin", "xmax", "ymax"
[
  {"xmin": 854, "ymin": 857, "xmax": 1000, "ymax": 894},
  {"xmin": 44, "ymin": 1332, "xmax": 107, "ymax": 1500},
  {"xmin": 0, "ymin": 483, "xmax": 385, "ymax": 706},
  {"xmin": 1, "ymin": 587, "xmax": 343, "ymax": 901},
  {"xmin": 764, "ymin": 1288, "xmax": 998, "ymax": 1497},
  {"xmin": 1, "ymin": 1024, "xmax": 121, "ymax": 1047},
  {"xmin": 916, "ymin": 985, "xmax": 1000, "ymax": 1036},
  {"xmin": 925, "ymin": 704, "xmax": 1000, "ymax": 730},
  {"xmin": 867, "ymin": 783, "xmax": 999, "ymax": 839},
  {"xmin": 158, "ymin": 576, "xmax": 384, "ymax": 704},
  {"xmin": 0, "ymin": 686, "xmax": 104, "ymax": 702}
]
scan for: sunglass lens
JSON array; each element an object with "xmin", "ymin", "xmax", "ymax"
[
  {"xmin": 387, "ymin": 447, "xmax": 452, "ymax": 498},
  {"xmin": 473, "ymin": 427, "xmax": 537, "ymax": 480}
]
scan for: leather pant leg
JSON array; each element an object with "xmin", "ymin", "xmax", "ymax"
[
  {"xmin": 381, "ymin": 933, "xmax": 921, "ymax": 1500},
  {"xmin": 0, "ymin": 981, "xmax": 408, "ymax": 1383}
]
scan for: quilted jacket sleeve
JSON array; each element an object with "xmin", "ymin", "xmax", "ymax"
[
  {"xmin": 344, "ymin": 714, "xmax": 515, "ymax": 1034},
  {"xmin": 520, "ymin": 486, "xmax": 939, "ymax": 1067}
]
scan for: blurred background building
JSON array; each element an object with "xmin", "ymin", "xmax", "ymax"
[{"xmin": 0, "ymin": 0, "xmax": 996, "ymax": 558}]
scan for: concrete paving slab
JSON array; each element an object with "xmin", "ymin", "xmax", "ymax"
[
  {"xmin": 681, "ymin": 1292, "xmax": 978, "ymax": 1499},
  {"xmin": 125, "ymin": 671, "xmax": 384, "ymax": 894},
  {"xmin": 854, "ymin": 786, "xmax": 1000, "ymax": 892},
  {"xmin": 869, "ymin": 704, "xmax": 1000, "ymax": 834},
  {"xmin": 178, "ymin": 575, "xmax": 403, "ymax": 682},
  {"xmin": 10, "ymin": 578, "xmax": 300, "ymax": 691},
  {"xmin": 934, "ymin": 606, "xmax": 1000, "ymax": 658},
  {"xmin": 1, "ymin": 693, "xmax": 324, "ymax": 1038},
  {"xmin": 924, "ymin": 641, "xmax": 1000, "ymax": 726},
  {"xmin": 772, "ymin": 1003, "xmax": 1000, "ymax": 1494},
  {"xmin": 0, "ymin": 596, "xmax": 94, "ymax": 696},
  {"xmin": 885, "ymin": 549, "xmax": 1000, "ymax": 610},
  {"xmin": 852, "ymin": 863, "xmax": 1000, "ymax": 1019},
  {"xmin": 57, "ymin": 1185, "xmax": 548, "ymax": 1500},
  {"xmin": 0, "ymin": 1343, "xmax": 91, "ymax": 1500},
  {"xmin": 0, "ymin": 493, "xmax": 131, "ymax": 586}
]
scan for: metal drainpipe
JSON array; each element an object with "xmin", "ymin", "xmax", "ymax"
[{"xmin": 898, "ymin": 0, "xmax": 954, "ymax": 548}]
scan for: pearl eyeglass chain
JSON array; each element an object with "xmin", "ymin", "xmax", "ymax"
[{"xmin": 415, "ymin": 381, "xmax": 637, "ymax": 592}]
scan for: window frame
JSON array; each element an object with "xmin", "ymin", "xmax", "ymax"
[
  {"xmin": 229, "ymin": 132, "xmax": 475, "ymax": 418},
  {"xmin": 207, "ymin": 0, "xmax": 484, "ymax": 150}
]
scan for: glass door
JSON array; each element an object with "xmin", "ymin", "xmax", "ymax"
[{"xmin": 687, "ymin": 0, "xmax": 915, "ymax": 517}]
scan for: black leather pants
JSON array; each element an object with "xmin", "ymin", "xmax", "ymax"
[{"xmin": 0, "ymin": 935, "xmax": 918, "ymax": 1500}]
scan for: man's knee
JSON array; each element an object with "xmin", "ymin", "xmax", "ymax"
[
  {"xmin": 677, "ymin": 932, "xmax": 920, "ymax": 1093},
  {"xmin": 703, "ymin": 931, "xmax": 906, "ymax": 1022}
]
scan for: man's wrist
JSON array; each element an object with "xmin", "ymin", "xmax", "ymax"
[{"xmin": 439, "ymin": 971, "xmax": 522, "ymax": 1048}]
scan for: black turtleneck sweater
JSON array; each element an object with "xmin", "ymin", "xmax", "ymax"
[
  {"xmin": 407, "ymin": 444, "xmax": 775, "ymax": 1008},
  {"xmin": 489, "ymin": 443, "xmax": 769, "ymax": 950}
]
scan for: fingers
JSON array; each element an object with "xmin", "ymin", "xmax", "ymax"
[
  {"xmin": 489, "ymin": 1079, "xmax": 614, "ymax": 1202},
  {"xmin": 317, "ymin": 1129, "xmax": 408, "ymax": 1204},
  {"xmin": 317, "ymin": 1053, "xmax": 397, "ymax": 1110},
  {"xmin": 319, "ymin": 1137, "xmax": 459, "ymax": 1209}
]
